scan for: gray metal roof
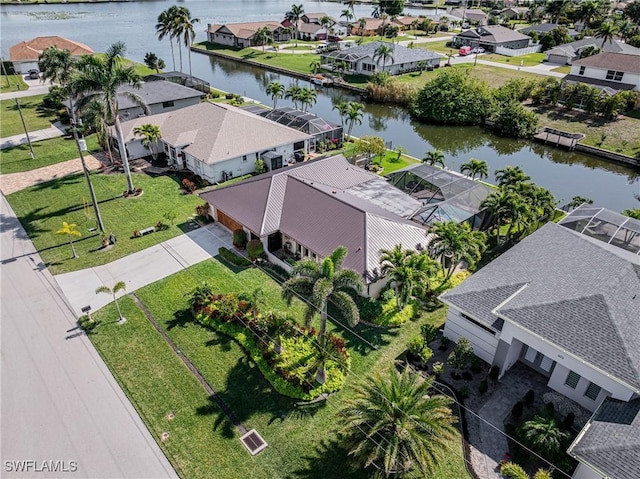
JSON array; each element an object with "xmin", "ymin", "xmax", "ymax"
[
  {"xmin": 321, "ymin": 41, "xmax": 443, "ymax": 65},
  {"xmin": 117, "ymin": 81, "xmax": 203, "ymax": 109},
  {"xmin": 570, "ymin": 398, "xmax": 640, "ymax": 479},
  {"xmin": 440, "ymin": 222, "xmax": 640, "ymax": 390}
]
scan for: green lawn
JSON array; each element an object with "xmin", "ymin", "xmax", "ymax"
[
  {"xmin": 551, "ymin": 65, "xmax": 571, "ymax": 74},
  {"xmin": 93, "ymin": 54, "xmax": 157, "ymax": 77},
  {"xmin": 396, "ymin": 64, "xmax": 545, "ymax": 89},
  {"xmin": 5, "ymin": 173, "xmax": 202, "ymax": 274},
  {"xmin": 414, "ymin": 39, "xmax": 454, "ymax": 55},
  {"xmin": 92, "ymin": 259, "xmax": 469, "ymax": 479},
  {"xmin": 481, "ymin": 52, "xmax": 546, "ymax": 67},
  {"xmin": 1, "ymin": 94, "xmax": 58, "ymax": 137},
  {"xmin": 0, "ymin": 134, "xmax": 99, "ymax": 174},
  {"xmin": 342, "ymin": 141, "xmax": 420, "ymax": 174},
  {"xmin": 0, "ymin": 74, "xmax": 28, "ymax": 93}
]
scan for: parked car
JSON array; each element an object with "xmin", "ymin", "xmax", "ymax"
[
  {"xmin": 27, "ymin": 69, "xmax": 39, "ymax": 79},
  {"xmin": 458, "ymin": 46, "xmax": 472, "ymax": 56},
  {"xmin": 471, "ymin": 47, "xmax": 485, "ymax": 54}
]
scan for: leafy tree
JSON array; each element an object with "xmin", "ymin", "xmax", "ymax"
[
  {"xmin": 339, "ymin": 365, "xmax": 456, "ymax": 478},
  {"xmin": 379, "ymin": 245, "xmax": 438, "ymax": 308},
  {"xmin": 494, "ymin": 100, "xmax": 539, "ymax": 139},
  {"xmin": 378, "ymin": 0, "xmax": 405, "ymax": 17},
  {"xmin": 423, "ymin": 149, "xmax": 445, "ymax": 168},
  {"xmin": 596, "ymin": 21, "xmax": 619, "ymax": 48},
  {"xmin": 133, "ymin": 124, "xmax": 162, "ymax": 160},
  {"xmin": 282, "ymin": 246, "xmax": 364, "ymax": 383},
  {"xmin": 460, "ymin": 158, "xmax": 488, "ymax": 180},
  {"xmin": 628, "ymin": 34, "xmax": 640, "ymax": 48},
  {"xmin": 254, "ymin": 158, "xmax": 266, "ymax": 174},
  {"xmin": 413, "ymin": 69, "xmax": 493, "ymax": 125},
  {"xmin": 428, "ymin": 221, "xmax": 486, "ymax": 282},
  {"xmin": 285, "ymin": 4, "xmax": 305, "ymax": 47},
  {"xmin": 353, "ymin": 135, "xmax": 386, "ymax": 163},
  {"xmin": 95, "ymin": 281, "xmax": 127, "ymax": 323},
  {"xmin": 143, "ymin": 52, "xmax": 165, "ymax": 73},
  {"xmin": 520, "ymin": 415, "xmax": 570, "ymax": 460},
  {"xmin": 625, "ymin": 1, "xmax": 640, "ymax": 23},
  {"xmin": 266, "ymin": 81, "xmax": 286, "ymax": 110},
  {"xmin": 568, "ymin": 196, "xmax": 593, "ymax": 210},
  {"xmin": 56, "ymin": 221, "xmax": 81, "ymax": 258}
]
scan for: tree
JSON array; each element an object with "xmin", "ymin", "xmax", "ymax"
[
  {"xmin": 520, "ymin": 415, "xmax": 570, "ymax": 460},
  {"xmin": 423, "ymin": 149, "xmax": 445, "ymax": 168},
  {"xmin": 285, "ymin": 4, "xmax": 305, "ymax": 47},
  {"xmin": 95, "ymin": 281, "xmax": 127, "ymax": 323},
  {"xmin": 428, "ymin": 221, "xmax": 486, "ymax": 282},
  {"xmin": 495, "ymin": 165, "xmax": 530, "ymax": 188},
  {"xmin": 320, "ymin": 15, "xmax": 334, "ymax": 38},
  {"xmin": 460, "ymin": 158, "xmax": 488, "ymax": 180},
  {"xmin": 494, "ymin": 100, "xmax": 539, "ymax": 139},
  {"xmin": 143, "ymin": 52, "xmax": 165, "ymax": 73},
  {"xmin": 309, "ymin": 58, "xmax": 321, "ymax": 74},
  {"xmin": 358, "ymin": 17, "xmax": 367, "ymax": 42},
  {"xmin": 156, "ymin": 7, "xmax": 177, "ymax": 71},
  {"xmin": 345, "ymin": 101, "xmax": 365, "ymax": 137},
  {"xmin": 568, "ymin": 196, "xmax": 593, "ymax": 210},
  {"xmin": 353, "ymin": 135, "xmax": 386, "ymax": 163},
  {"xmin": 56, "ymin": 221, "xmax": 81, "ymax": 258},
  {"xmin": 333, "ymin": 100, "xmax": 349, "ymax": 129},
  {"xmin": 133, "ymin": 124, "xmax": 162, "ymax": 160},
  {"xmin": 266, "ymin": 81, "xmax": 286, "ymax": 109},
  {"xmin": 241, "ymin": 287, "xmax": 266, "ymax": 321},
  {"xmin": 281, "ymin": 246, "xmax": 364, "ymax": 383},
  {"xmin": 378, "ymin": 0, "xmax": 405, "ymax": 17},
  {"xmin": 254, "ymin": 26, "xmax": 272, "ymax": 51},
  {"xmin": 340, "ymin": 365, "xmax": 456, "ymax": 478},
  {"xmin": 625, "ymin": 1, "xmax": 640, "ymax": 23},
  {"xmin": 285, "ymin": 84, "xmax": 302, "ymax": 109},
  {"xmin": 340, "ymin": 8, "xmax": 354, "ymax": 27},
  {"xmin": 373, "ymin": 43, "xmax": 394, "ymax": 70},
  {"xmin": 174, "ymin": 6, "xmax": 200, "ymax": 76},
  {"xmin": 70, "ymin": 42, "xmax": 148, "ymax": 195},
  {"xmin": 596, "ymin": 22, "xmax": 619, "ymax": 48},
  {"xmin": 298, "ymin": 87, "xmax": 317, "ymax": 112}
]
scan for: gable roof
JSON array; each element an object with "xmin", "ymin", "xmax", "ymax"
[
  {"xmin": 118, "ymin": 102, "xmax": 311, "ymax": 164},
  {"xmin": 458, "ymin": 25, "xmax": 530, "ymax": 44},
  {"xmin": 440, "ymin": 222, "xmax": 640, "ymax": 391},
  {"xmin": 200, "ymin": 155, "xmax": 432, "ymax": 279},
  {"xmin": 208, "ymin": 21, "xmax": 284, "ymax": 39},
  {"xmin": 117, "ymin": 81, "xmax": 204, "ymax": 111},
  {"xmin": 451, "ymin": 8, "xmax": 488, "ymax": 21},
  {"xmin": 9, "ymin": 36, "xmax": 93, "ymax": 62},
  {"xmin": 571, "ymin": 52, "xmax": 640, "ymax": 74},
  {"xmin": 570, "ymin": 398, "xmax": 640, "ymax": 479},
  {"xmin": 546, "ymin": 37, "xmax": 640, "ymax": 58},
  {"xmin": 520, "ymin": 23, "xmax": 578, "ymax": 36},
  {"xmin": 322, "ymin": 41, "xmax": 443, "ymax": 64}
]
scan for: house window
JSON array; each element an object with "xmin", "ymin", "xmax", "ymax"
[
  {"xmin": 162, "ymin": 100, "xmax": 175, "ymax": 108},
  {"xmin": 242, "ymin": 155, "xmax": 247, "ymax": 162},
  {"xmin": 578, "ymin": 66, "xmax": 585, "ymax": 76},
  {"xmin": 584, "ymin": 382, "xmax": 601, "ymax": 400},
  {"xmin": 605, "ymin": 70, "xmax": 624, "ymax": 81},
  {"xmin": 362, "ymin": 63, "xmax": 376, "ymax": 72},
  {"xmin": 564, "ymin": 371, "xmax": 581, "ymax": 389},
  {"xmin": 460, "ymin": 313, "xmax": 496, "ymax": 336}
]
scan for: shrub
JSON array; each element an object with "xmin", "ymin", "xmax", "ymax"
[
  {"xmin": 407, "ymin": 336, "xmax": 425, "ymax": 356},
  {"xmin": 489, "ymin": 365, "xmax": 500, "ymax": 381},
  {"xmin": 42, "ymin": 85, "xmax": 66, "ymax": 110},
  {"xmin": 369, "ymin": 71, "xmax": 393, "ymax": 86},
  {"xmin": 493, "ymin": 100, "xmax": 539, "ymax": 139},
  {"xmin": 454, "ymin": 336, "xmax": 474, "ymax": 367},
  {"xmin": 355, "ymin": 296, "xmax": 383, "ymax": 323},
  {"xmin": 563, "ymin": 412, "xmax": 575, "ymax": 429},
  {"xmin": 380, "ymin": 287, "xmax": 396, "ymax": 303},
  {"xmin": 247, "ymin": 239, "xmax": 264, "ymax": 260},
  {"xmin": 195, "ymin": 203, "xmax": 210, "ymax": 219},
  {"xmin": 232, "ymin": 229, "xmax": 247, "ymax": 248},
  {"xmin": 421, "ymin": 323, "xmax": 438, "ymax": 343},
  {"xmin": 261, "ymin": 263, "xmax": 290, "ymax": 281},
  {"xmin": 479, "ymin": 379, "xmax": 488, "ymax": 394},
  {"xmin": 218, "ymin": 247, "xmax": 251, "ymax": 267},
  {"xmin": 500, "ymin": 462, "xmax": 529, "ymax": 479},
  {"xmin": 254, "ymin": 158, "xmax": 266, "ymax": 174},
  {"xmin": 471, "ymin": 355, "xmax": 482, "ymax": 374},
  {"xmin": 181, "ymin": 178, "xmax": 197, "ymax": 193},
  {"xmin": 439, "ymin": 336, "xmax": 451, "ymax": 351},
  {"xmin": 432, "ymin": 361, "xmax": 444, "ymax": 376},
  {"xmin": 460, "ymin": 385, "xmax": 470, "ymax": 399},
  {"xmin": 544, "ymin": 402, "xmax": 555, "ymax": 418},
  {"xmin": 512, "ymin": 401, "xmax": 524, "ymax": 419},
  {"xmin": 366, "ymin": 81, "xmax": 418, "ymax": 107},
  {"xmin": 225, "ymin": 92, "xmax": 234, "ymax": 99},
  {"xmin": 78, "ymin": 314, "xmax": 100, "ymax": 334},
  {"xmin": 524, "ymin": 389, "xmax": 535, "ymax": 405},
  {"xmin": 155, "ymin": 220, "xmax": 169, "ymax": 231},
  {"xmin": 462, "ymin": 371, "xmax": 473, "ymax": 381}
]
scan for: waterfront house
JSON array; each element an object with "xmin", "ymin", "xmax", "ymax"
[
  {"xmin": 519, "ymin": 23, "xmax": 579, "ymax": 40},
  {"xmin": 114, "ymin": 102, "xmax": 311, "ymax": 181},
  {"xmin": 454, "ymin": 25, "xmax": 531, "ymax": 52},
  {"xmin": 116, "ymin": 81, "xmax": 205, "ymax": 120},
  {"xmin": 320, "ymin": 41, "xmax": 443, "ymax": 76},
  {"xmin": 565, "ymin": 52, "xmax": 640, "ymax": 92},
  {"xmin": 545, "ymin": 38, "xmax": 640, "ymax": 65},
  {"xmin": 206, "ymin": 21, "xmax": 291, "ymax": 48},
  {"xmin": 439, "ymin": 205, "xmax": 640, "ymax": 478},
  {"xmin": 9, "ymin": 36, "xmax": 93, "ymax": 74}
]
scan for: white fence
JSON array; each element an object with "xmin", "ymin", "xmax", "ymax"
[{"xmin": 495, "ymin": 44, "xmax": 541, "ymax": 57}]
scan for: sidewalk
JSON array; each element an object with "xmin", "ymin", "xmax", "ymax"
[
  {"xmin": 0, "ymin": 77, "xmax": 51, "ymax": 100},
  {"xmin": 0, "ymin": 121, "xmax": 67, "ymax": 149},
  {"xmin": 55, "ymin": 222, "xmax": 233, "ymax": 315}
]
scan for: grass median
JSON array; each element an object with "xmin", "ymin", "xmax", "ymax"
[
  {"xmin": 1, "ymin": 94, "xmax": 58, "ymax": 137},
  {"xmin": 0, "ymin": 74, "xmax": 28, "ymax": 93}
]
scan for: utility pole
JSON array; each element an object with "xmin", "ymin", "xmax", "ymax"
[{"xmin": 15, "ymin": 98, "xmax": 35, "ymax": 159}]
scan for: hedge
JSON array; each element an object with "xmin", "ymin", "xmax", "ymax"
[{"xmin": 218, "ymin": 247, "xmax": 251, "ymax": 267}]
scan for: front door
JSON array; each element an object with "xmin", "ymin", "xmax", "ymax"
[{"xmin": 520, "ymin": 345, "xmax": 556, "ymax": 378}]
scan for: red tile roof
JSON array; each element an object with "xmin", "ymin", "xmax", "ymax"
[{"xmin": 9, "ymin": 36, "xmax": 94, "ymax": 62}]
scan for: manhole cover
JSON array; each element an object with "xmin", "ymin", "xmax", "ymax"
[{"xmin": 240, "ymin": 429, "xmax": 267, "ymax": 455}]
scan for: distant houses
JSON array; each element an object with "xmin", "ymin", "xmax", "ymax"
[
  {"xmin": 454, "ymin": 25, "xmax": 531, "ymax": 52},
  {"xmin": 565, "ymin": 52, "xmax": 640, "ymax": 93},
  {"xmin": 9, "ymin": 36, "xmax": 94, "ymax": 74},
  {"xmin": 206, "ymin": 21, "xmax": 291, "ymax": 48}
]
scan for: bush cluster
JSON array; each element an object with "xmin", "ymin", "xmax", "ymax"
[{"xmin": 218, "ymin": 247, "xmax": 251, "ymax": 267}]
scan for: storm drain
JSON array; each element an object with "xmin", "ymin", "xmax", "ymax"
[{"xmin": 240, "ymin": 429, "xmax": 268, "ymax": 455}]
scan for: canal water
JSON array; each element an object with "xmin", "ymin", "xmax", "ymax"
[{"xmin": 2, "ymin": 0, "xmax": 638, "ymax": 210}]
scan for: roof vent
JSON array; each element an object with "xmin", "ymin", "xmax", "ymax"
[
  {"xmin": 240, "ymin": 429, "xmax": 268, "ymax": 455},
  {"xmin": 332, "ymin": 190, "xmax": 337, "ymax": 194}
]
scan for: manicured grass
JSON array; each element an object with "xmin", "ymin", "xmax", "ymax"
[
  {"xmin": 342, "ymin": 141, "xmax": 420, "ymax": 174},
  {"xmin": 1, "ymin": 94, "xmax": 58, "ymax": 137},
  {"xmin": 551, "ymin": 65, "xmax": 571, "ymax": 74},
  {"xmin": 0, "ymin": 134, "xmax": 99, "ymax": 174},
  {"xmin": 93, "ymin": 54, "xmax": 157, "ymax": 77},
  {"xmin": 414, "ymin": 39, "xmax": 454, "ymax": 55},
  {"xmin": 396, "ymin": 64, "xmax": 545, "ymax": 89},
  {"xmin": 0, "ymin": 74, "xmax": 28, "ymax": 93},
  {"xmin": 481, "ymin": 52, "xmax": 546, "ymax": 67},
  {"xmin": 6, "ymin": 173, "xmax": 202, "ymax": 274}
]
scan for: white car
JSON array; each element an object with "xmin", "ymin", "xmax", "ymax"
[{"xmin": 471, "ymin": 47, "xmax": 485, "ymax": 54}]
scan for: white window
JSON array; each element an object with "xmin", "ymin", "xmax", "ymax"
[
  {"xmin": 524, "ymin": 346, "xmax": 537, "ymax": 363},
  {"xmin": 565, "ymin": 371, "xmax": 580, "ymax": 389},
  {"xmin": 584, "ymin": 382, "xmax": 601, "ymax": 401}
]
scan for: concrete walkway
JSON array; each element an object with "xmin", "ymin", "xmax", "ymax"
[
  {"xmin": 1, "ymin": 121, "xmax": 67, "ymax": 150},
  {"xmin": 55, "ymin": 222, "xmax": 233, "ymax": 315},
  {"xmin": 0, "ymin": 77, "xmax": 52, "ymax": 100}
]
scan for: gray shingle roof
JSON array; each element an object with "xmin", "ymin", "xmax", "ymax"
[
  {"xmin": 117, "ymin": 81, "xmax": 203, "ymax": 110},
  {"xmin": 322, "ymin": 41, "xmax": 443, "ymax": 64},
  {"xmin": 457, "ymin": 25, "xmax": 530, "ymax": 44},
  {"xmin": 572, "ymin": 52, "xmax": 640, "ymax": 74},
  {"xmin": 520, "ymin": 23, "xmax": 578, "ymax": 36},
  {"xmin": 546, "ymin": 37, "xmax": 640, "ymax": 57},
  {"xmin": 440, "ymin": 222, "xmax": 640, "ymax": 390},
  {"xmin": 570, "ymin": 398, "xmax": 640, "ymax": 479}
]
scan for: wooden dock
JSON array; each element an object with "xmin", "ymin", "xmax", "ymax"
[{"xmin": 533, "ymin": 128, "xmax": 585, "ymax": 150}]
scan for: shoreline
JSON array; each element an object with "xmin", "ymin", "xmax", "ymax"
[{"xmin": 0, "ymin": 0, "xmax": 132, "ymax": 4}]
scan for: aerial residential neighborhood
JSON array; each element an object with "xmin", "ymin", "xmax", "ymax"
[{"xmin": 1, "ymin": 1, "xmax": 640, "ymax": 479}]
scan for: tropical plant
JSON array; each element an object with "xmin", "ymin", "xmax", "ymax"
[
  {"xmin": 266, "ymin": 81, "xmax": 286, "ymax": 109},
  {"xmin": 156, "ymin": 7, "xmax": 178, "ymax": 71},
  {"xmin": 495, "ymin": 165, "xmax": 530, "ymax": 188},
  {"xmin": 255, "ymin": 158, "xmax": 266, "ymax": 174},
  {"xmin": 373, "ymin": 43, "xmax": 394, "ymax": 70},
  {"xmin": 320, "ymin": 15, "xmax": 334, "ymax": 38},
  {"xmin": 56, "ymin": 221, "xmax": 81, "ymax": 258},
  {"xmin": 70, "ymin": 42, "xmax": 148, "ymax": 194},
  {"xmin": 285, "ymin": 4, "xmax": 305, "ymax": 47},
  {"xmin": 133, "ymin": 124, "xmax": 162, "ymax": 160},
  {"xmin": 460, "ymin": 158, "xmax": 488, "ymax": 180},
  {"xmin": 254, "ymin": 26, "xmax": 272, "ymax": 51},
  {"xmin": 174, "ymin": 6, "xmax": 200, "ymax": 76},
  {"xmin": 285, "ymin": 84, "xmax": 302, "ymax": 109},
  {"xmin": 596, "ymin": 21, "xmax": 619, "ymax": 48},
  {"xmin": 345, "ymin": 101, "xmax": 365, "ymax": 137},
  {"xmin": 95, "ymin": 281, "xmax": 127, "ymax": 323},
  {"xmin": 282, "ymin": 246, "xmax": 364, "ymax": 383},
  {"xmin": 568, "ymin": 196, "xmax": 593, "ymax": 210},
  {"xmin": 241, "ymin": 287, "xmax": 266, "ymax": 321},
  {"xmin": 340, "ymin": 8, "xmax": 354, "ymax": 26},
  {"xmin": 309, "ymin": 59, "xmax": 321, "ymax": 74},
  {"xmin": 298, "ymin": 87, "xmax": 317, "ymax": 112},
  {"xmin": 143, "ymin": 52, "xmax": 165, "ymax": 73},
  {"xmin": 393, "ymin": 145, "xmax": 407, "ymax": 162},
  {"xmin": 520, "ymin": 415, "xmax": 570, "ymax": 460},
  {"xmin": 358, "ymin": 17, "xmax": 367, "ymax": 41},
  {"xmin": 622, "ymin": 208, "xmax": 640, "ymax": 220},
  {"xmin": 423, "ymin": 149, "xmax": 445, "ymax": 168},
  {"xmin": 333, "ymin": 100, "xmax": 350, "ymax": 129},
  {"xmin": 339, "ymin": 365, "xmax": 457, "ymax": 478},
  {"xmin": 428, "ymin": 221, "xmax": 486, "ymax": 282}
]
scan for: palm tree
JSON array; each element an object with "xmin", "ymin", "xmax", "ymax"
[
  {"xmin": 358, "ymin": 17, "xmax": 368, "ymax": 42},
  {"xmin": 520, "ymin": 415, "xmax": 570, "ymax": 460},
  {"xmin": 495, "ymin": 165, "xmax": 530, "ymax": 188},
  {"xmin": 298, "ymin": 87, "xmax": 317, "ymax": 112},
  {"xmin": 174, "ymin": 7, "xmax": 200, "ymax": 77},
  {"xmin": 309, "ymin": 59, "xmax": 321, "ymax": 74},
  {"xmin": 263, "ymin": 310, "xmax": 294, "ymax": 354},
  {"xmin": 70, "ymin": 42, "xmax": 148, "ymax": 194},
  {"xmin": 596, "ymin": 21, "xmax": 619, "ymax": 48},
  {"xmin": 266, "ymin": 81, "xmax": 286, "ymax": 109},
  {"xmin": 320, "ymin": 15, "xmax": 334, "ymax": 39},
  {"xmin": 460, "ymin": 158, "xmax": 488, "ymax": 180},
  {"xmin": 481, "ymin": 189, "xmax": 529, "ymax": 246},
  {"xmin": 344, "ymin": 0, "xmax": 357, "ymax": 21},
  {"xmin": 333, "ymin": 100, "xmax": 350, "ymax": 129},
  {"xmin": 423, "ymin": 149, "xmax": 445, "ymax": 168},
  {"xmin": 156, "ymin": 7, "xmax": 177, "ymax": 71},
  {"xmin": 95, "ymin": 281, "xmax": 127, "ymax": 323},
  {"xmin": 242, "ymin": 287, "xmax": 267, "ymax": 321},
  {"xmin": 340, "ymin": 365, "xmax": 457, "ymax": 478},
  {"xmin": 282, "ymin": 246, "xmax": 364, "ymax": 383},
  {"xmin": 56, "ymin": 221, "xmax": 81, "ymax": 258},
  {"xmin": 345, "ymin": 101, "xmax": 364, "ymax": 138},
  {"xmin": 285, "ymin": 4, "xmax": 305, "ymax": 47},
  {"xmin": 81, "ymin": 97, "xmax": 112, "ymax": 160},
  {"xmin": 254, "ymin": 26, "xmax": 272, "ymax": 51},
  {"xmin": 285, "ymin": 84, "xmax": 302, "ymax": 109},
  {"xmin": 428, "ymin": 221, "xmax": 486, "ymax": 282},
  {"xmin": 133, "ymin": 124, "xmax": 162, "ymax": 160},
  {"xmin": 341, "ymin": 8, "xmax": 354, "ymax": 28},
  {"xmin": 373, "ymin": 43, "xmax": 394, "ymax": 71}
]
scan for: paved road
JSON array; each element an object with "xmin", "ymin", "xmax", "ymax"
[{"xmin": 0, "ymin": 194, "xmax": 178, "ymax": 479}]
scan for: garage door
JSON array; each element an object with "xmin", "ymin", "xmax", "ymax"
[{"xmin": 217, "ymin": 210, "xmax": 243, "ymax": 232}]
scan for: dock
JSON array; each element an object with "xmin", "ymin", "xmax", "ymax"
[{"xmin": 533, "ymin": 128, "xmax": 585, "ymax": 150}]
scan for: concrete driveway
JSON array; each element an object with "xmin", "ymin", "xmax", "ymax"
[
  {"xmin": 55, "ymin": 222, "xmax": 232, "ymax": 315},
  {"xmin": 0, "ymin": 194, "xmax": 177, "ymax": 478}
]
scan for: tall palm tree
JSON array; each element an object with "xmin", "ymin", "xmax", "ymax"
[
  {"xmin": 81, "ymin": 97, "xmax": 112, "ymax": 160},
  {"xmin": 266, "ymin": 81, "xmax": 286, "ymax": 109},
  {"xmin": 320, "ymin": 15, "xmax": 334, "ymax": 39},
  {"xmin": 56, "ymin": 221, "xmax": 81, "ymax": 258},
  {"xmin": 175, "ymin": 7, "xmax": 200, "ymax": 77},
  {"xmin": 495, "ymin": 165, "xmax": 530, "ymax": 188},
  {"xmin": 156, "ymin": 7, "xmax": 177, "ymax": 71},
  {"xmin": 345, "ymin": 101, "xmax": 364, "ymax": 138},
  {"xmin": 71, "ymin": 42, "xmax": 148, "ymax": 194},
  {"xmin": 358, "ymin": 17, "xmax": 368, "ymax": 41},
  {"xmin": 285, "ymin": 4, "xmax": 305, "ymax": 47},
  {"xmin": 95, "ymin": 281, "xmax": 127, "ymax": 323},
  {"xmin": 481, "ymin": 189, "xmax": 529, "ymax": 246},
  {"xmin": 460, "ymin": 158, "xmax": 488, "ymax": 180},
  {"xmin": 333, "ymin": 100, "xmax": 350, "ymax": 129},
  {"xmin": 596, "ymin": 21, "xmax": 619, "ymax": 48},
  {"xmin": 285, "ymin": 84, "xmax": 302, "ymax": 109},
  {"xmin": 373, "ymin": 43, "xmax": 394, "ymax": 71},
  {"xmin": 520, "ymin": 415, "xmax": 570, "ymax": 460},
  {"xmin": 343, "ymin": 0, "xmax": 357, "ymax": 21},
  {"xmin": 298, "ymin": 87, "xmax": 317, "ymax": 112},
  {"xmin": 428, "ymin": 221, "xmax": 486, "ymax": 282},
  {"xmin": 341, "ymin": 8, "xmax": 354, "ymax": 28},
  {"xmin": 340, "ymin": 365, "xmax": 457, "ymax": 478},
  {"xmin": 423, "ymin": 149, "xmax": 445, "ymax": 168},
  {"xmin": 254, "ymin": 26, "xmax": 272, "ymax": 51},
  {"xmin": 282, "ymin": 246, "xmax": 364, "ymax": 383},
  {"xmin": 133, "ymin": 124, "xmax": 162, "ymax": 160}
]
